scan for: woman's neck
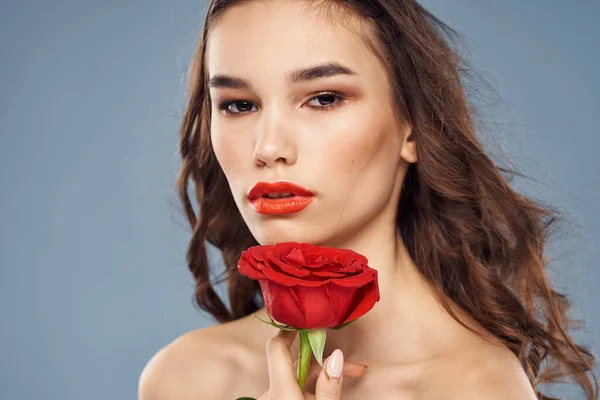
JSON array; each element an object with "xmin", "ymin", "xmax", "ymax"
[
  {"xmin": 320, "ymin": 238, "xmax": 469, "ymax": 366},
  {"xmin": 254, "ymin": 235, "xmax": 482, "ymax": 368}
]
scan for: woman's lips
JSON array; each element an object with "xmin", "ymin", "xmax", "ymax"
[
  {"xmin": 249, "ymin": 195, "xmax": 314, "ymax": 214},
  {"xmin": 248, "ymin": 181, "xmax": 314, "ymax": 200}
]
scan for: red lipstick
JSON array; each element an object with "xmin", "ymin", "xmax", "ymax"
[{"xmin": 248, "ymin": 181, "xmax": 315, "ymax": 215}]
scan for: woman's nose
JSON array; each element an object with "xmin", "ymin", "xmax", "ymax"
[{"xmin": 252, "ymin": 111, "xmax": 298, "ymax": 168}]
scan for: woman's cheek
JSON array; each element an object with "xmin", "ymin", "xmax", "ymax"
[{"xmin": 212, "ymin": 132, "xmax": 244, "ymax": 176}]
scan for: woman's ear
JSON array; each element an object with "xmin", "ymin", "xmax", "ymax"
[{"xmin": 399, "ymin": 124, "xmax": 417, "ymax": 163}]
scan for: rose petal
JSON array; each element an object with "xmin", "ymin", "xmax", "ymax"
[
  {"xmin": 260, "ymin": 280, "xmax": 306, "ymax": 327},
  {"xmin": 268, "ymin": 254, "xmax": 310, "ymax": 278},
  {"xmin": 324, "ymin": 284, "xmax": 339, "ymax": 316},
  {"xmin": 261, "ymin": 266, "xmax": 331, "ymax": 287},
  {"xmin": 285, "ymin": 247, "xmax": 309, "ymax": 268},
  {"xmin": 324, "ymin": 283, "xmax": 358, "ymax": 325},
  {"xmin": 311, "ymin": 271, "xmax": 347, "ymax": 278},
  {"xmin": 331, "ymin": 271, "xmax": 376, "ymax": 287},
  {"xmin": 237, "ymin": 258, "xmax": 264, "ymax": 280},
  {"xmin": 307, "ymin": 254, "xmax": 328, "ymax": 266},
  {"xmin": 338, "ymin": 280, "xmax": 380, "ymax": 324},
  {"xmin": 291, "ymin": 285, "xmax": 341, "ymax": 328},
  {"xmin": 288, "ymin": 287, "xmax": 305, "ymax": 324},
  {"xmin": 261, "ymin": 266, "xmax": 303, "ymax": 286},
  {"xmin": 247, "ymin": 246, "xmax": 270, "ymax": 262}
]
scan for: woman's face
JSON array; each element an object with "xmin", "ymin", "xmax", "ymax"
[{"xmin": 206, "ymin": 1, "xmax": 417, "ymax": 247}]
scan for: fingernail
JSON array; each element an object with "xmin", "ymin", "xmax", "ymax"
[{"xmin": 326, "ymin": 349, "xmax": 344, "ymax": 380}]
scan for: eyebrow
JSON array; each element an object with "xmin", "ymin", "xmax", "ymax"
[{"xmin": 208, "ymin": 62, "xmax": 357, "ymax": 90}]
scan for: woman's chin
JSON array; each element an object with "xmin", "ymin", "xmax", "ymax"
[{"xmin": 254, "ymin": 231, "xmax": 326, "ymax": 246}]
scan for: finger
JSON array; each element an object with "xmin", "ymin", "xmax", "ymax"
[
  {"xmin": 315, "ymin": 349, "xmax": 345, "ymax": 399},
  {"xmin": 293, "ymin": 357, "xmax": 367, "ymax": 392},
  {"xmin": 265, "ymin": 329, "xmax": 300, "ymax": 393}
]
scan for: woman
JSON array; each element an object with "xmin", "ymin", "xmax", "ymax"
[{"xmin": 139, "ymin": 0, "xmax": 598, "ymax": 399}]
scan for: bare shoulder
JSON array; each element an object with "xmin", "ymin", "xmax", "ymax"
[
  {"xmin": 451, "ymin": 344, "xmax": 537, "ymax": 400},
  {"xmin": 419, "ymin": 338, "xmax": 538, "ymax": 400},
  {"xmin": 138, "ymin": 320, "xmax": 258, "ymax": 400}
]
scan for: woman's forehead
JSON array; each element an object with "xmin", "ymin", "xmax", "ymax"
[{"xmin": 205, "ymin": 1, "xmax": 378, "ymax": 81}]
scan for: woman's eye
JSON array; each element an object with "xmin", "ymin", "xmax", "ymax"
[
  {"xmin": 216, "ymin": 92, "xmax": 345, "ymax": 116},
  {"xmin": 217, "ymin": 100, "xmax": 257, "ymax": 115},
  {"xmin": 306, "ymin": 93, "xmax": 345, "ymax": 110}
]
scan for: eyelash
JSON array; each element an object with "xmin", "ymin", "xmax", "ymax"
[{"xmin": 216, "ymin": 91, "xmax": 346, "ymax": 116}]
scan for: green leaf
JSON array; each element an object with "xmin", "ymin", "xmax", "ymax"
[
  {"xmin": 307, "ymin": 328, "xmax": 327, "ymax": 367},
  {"xmin": 252, "ymin": 314, "xmax": 297, "ymax": 331},
  {"xmin": 329, "ymin": 319, "xmax": 358, "ymax": 330}
]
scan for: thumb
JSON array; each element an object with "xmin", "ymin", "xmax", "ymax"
[{"xmin": 314, "ymin": 349, "xmax": 344, "ymax": 399}]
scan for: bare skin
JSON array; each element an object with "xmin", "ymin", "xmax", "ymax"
[
  {"xmin": 139, "ymin": 299, "xmax": 536, "ymax": 399},
  {"xmin": 139, "ymin": 1, "xmax": 538, "ymax": 398},
  {"xmin": 140, "ymin": 239, "xmax": 535, "ymax": 398}
]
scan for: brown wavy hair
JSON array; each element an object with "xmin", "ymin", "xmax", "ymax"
[{"xmin": 175, "ymin": 0, "xmax": 598, "ymax": 398}]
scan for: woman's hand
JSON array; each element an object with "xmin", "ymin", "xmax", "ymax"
[{"xmin": 257, "ymin": 329, "xmax": 368, "ymax": 400}]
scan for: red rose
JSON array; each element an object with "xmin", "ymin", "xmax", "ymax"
[{"xmin": 237, "ymin": 242, "xmax": 380, "ymax": 329}]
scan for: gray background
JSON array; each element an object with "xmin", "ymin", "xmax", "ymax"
[{"xmin": 0, "ymin": 0, "xmax": 598, "ymax": 399}]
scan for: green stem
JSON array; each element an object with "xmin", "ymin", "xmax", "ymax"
[{"xmin": 297, "ymin": 329, "xmax": 311, "ymax": 391}]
